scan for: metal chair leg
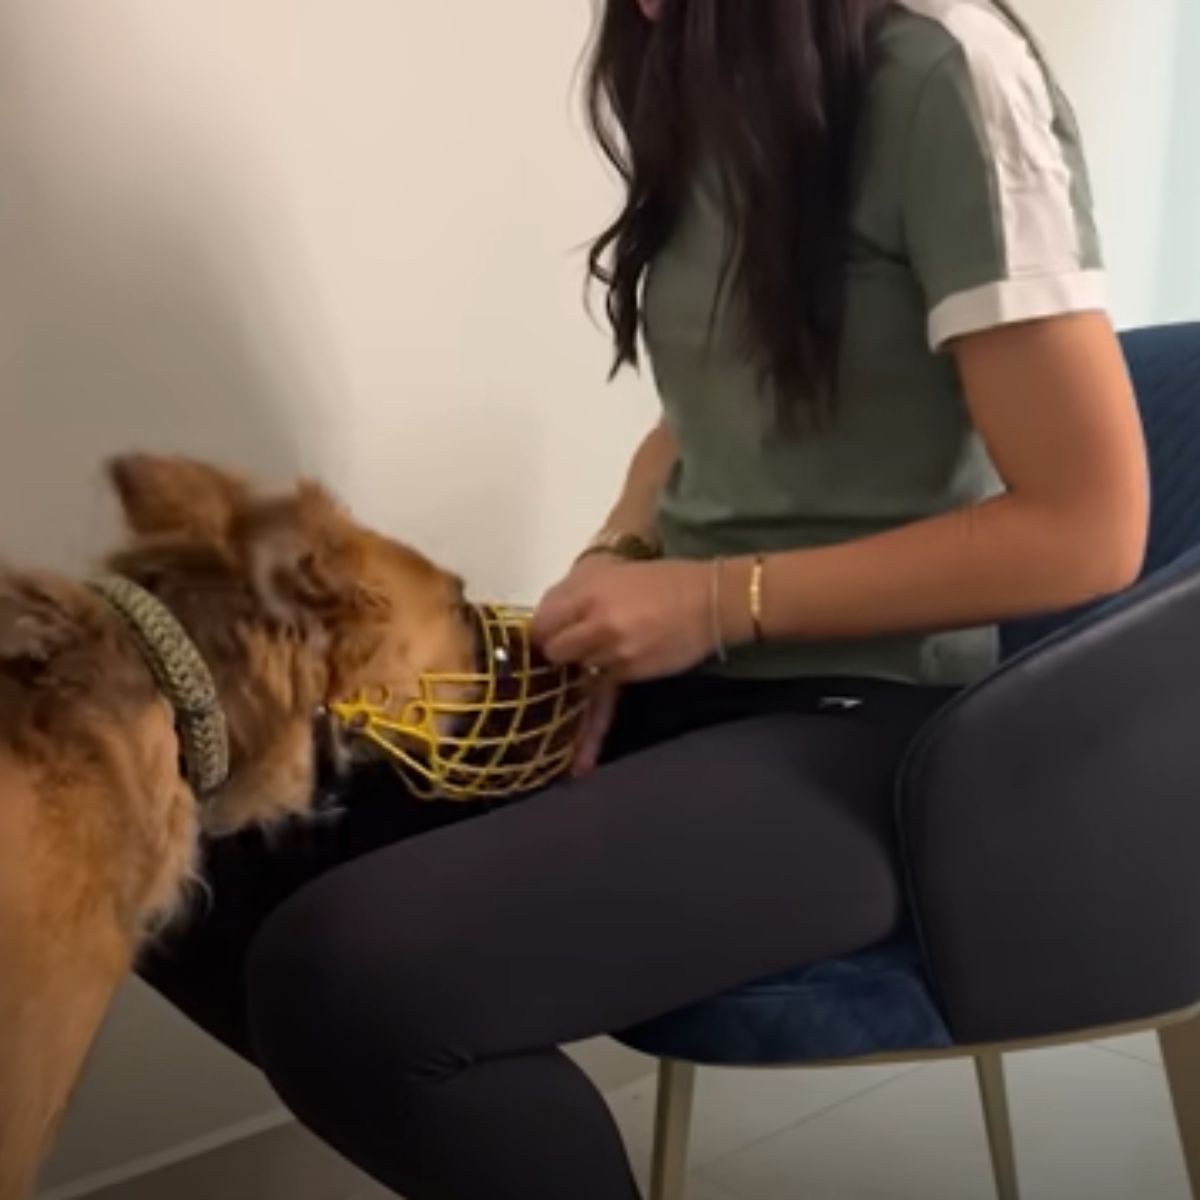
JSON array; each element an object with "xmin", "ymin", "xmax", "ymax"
[
  {"xmin": 649, "ymin": 1059, "xmax": 697, "ymax": 1200},
  {"xmin": 1160, "ymin": 1017, "xmax": 1200, "ymax": 1199},
  {"xmin": 975, "ymin": 1052, "xmax": 1021, "ymax": 1200}
]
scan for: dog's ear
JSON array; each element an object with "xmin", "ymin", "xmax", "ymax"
[
  {"xmin": 237, "ymin": 482, "xmax": 376, "ymax": 627},
  {"xmin": 109, "ymin": 455, "xmax": 248, "ymax": 542}
]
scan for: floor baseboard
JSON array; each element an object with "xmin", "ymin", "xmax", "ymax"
[
  {"xmin": 37, "ymin": 1038, "xmax": 652, "ymax": 1199},
  {"xmin": 37, "ymin": 1109, "xmax": 294, "ymax": 1200}
]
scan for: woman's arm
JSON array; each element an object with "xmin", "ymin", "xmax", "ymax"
[
  {"xmin": 534, "ymin": 313, "xmax": 1149, "ymax": 681},
  {"xmin": 719, "ymin": 313, "xmax": 1149, "ymax": 645},
  {"xmin": 544, "ymin": 421, "xmax": 675, "ymax": 774},
  {"xmin": 589, "ymin": 419, "xmax": 676, "ymax": 550}
]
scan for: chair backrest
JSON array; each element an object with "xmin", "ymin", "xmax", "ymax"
[{"xmin": 1002, "ymin": 323, "xmax": 1200, "ymax": 657}]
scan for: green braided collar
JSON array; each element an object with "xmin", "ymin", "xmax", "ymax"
[{"xmin": 88, "ymin": 575, "xmax": 230, "ymax": 799}]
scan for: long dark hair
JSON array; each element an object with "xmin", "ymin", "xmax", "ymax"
[{"xmin": 586, "ymin": 0, "xmax": 888, "ymax": 425}]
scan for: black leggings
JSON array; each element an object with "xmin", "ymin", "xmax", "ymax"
[{"xmin": 139, "ymin": 674, "xmax": 951, "ymax": 1200}]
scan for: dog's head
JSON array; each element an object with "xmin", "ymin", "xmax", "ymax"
[{"xmin": 105, "ymin": 455, "xmax": 475, "ymax": 833}]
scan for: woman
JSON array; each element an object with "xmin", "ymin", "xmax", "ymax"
[{"xmin": 141, "ymin": 1, "xmax": 1148, "ymax": 1197}]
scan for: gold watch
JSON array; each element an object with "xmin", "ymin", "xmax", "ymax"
[{"xmin": 576, "ymin": 529, "xmax": 661, "ymax": 564}]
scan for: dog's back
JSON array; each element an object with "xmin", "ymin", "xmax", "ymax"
[{"xmin": 0, "ymin": 571, "xmax": 197, "ymax": 1200}]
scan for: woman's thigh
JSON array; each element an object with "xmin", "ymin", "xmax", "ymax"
[
  {"xmin": 247, "ymin": 707, "xmax": 926, "ymax": 1073},
  {"xmin": 138, "ymin": 764, "xmax": 479, "ymax": 1059}
]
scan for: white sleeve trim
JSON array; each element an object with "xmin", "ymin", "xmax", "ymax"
[
  {"xmin": 928, "ymin": 269, "xmax": 1108, "ymax": 350},
  {"xmin": 902, "ymin": 1, "xmax": 1086, "ymax": 278}
]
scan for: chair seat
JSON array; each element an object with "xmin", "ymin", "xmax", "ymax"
[{"xmin": 617, "ymin": 933, "xmax": 951, "ymax": 1066}]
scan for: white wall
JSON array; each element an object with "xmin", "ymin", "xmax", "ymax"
[
  {"xmin": 7, "ymin": 0, "xmax": 1194, "ymax": 1193},
  {"xmin": 0, "ymin": 0, "xmax": 653, "ymax": 585},
  {"xmin": 1016, "ymin": 0, "xmax": 1188, "ymax": 326},
  {"xmin": 2, "ymin": 3, "xmax": 652, "ymax": 1193},
  {"xmin": 1160, "ymin": 0, "xmax": 1200, "ymax": 320}
]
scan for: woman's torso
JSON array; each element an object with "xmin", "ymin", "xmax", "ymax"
[{"xmin": 645, "ymin": 0, "xmax": 1101, "ymax": 686}]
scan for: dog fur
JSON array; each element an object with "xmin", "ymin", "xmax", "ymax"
[{"xmin": 0, "ymin": 456, "xmax": 474, "ymax": 1199}]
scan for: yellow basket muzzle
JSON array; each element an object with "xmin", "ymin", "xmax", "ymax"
[{"xmin": 329, "ymin": 604, "xmax": 589, "ymax": 802}]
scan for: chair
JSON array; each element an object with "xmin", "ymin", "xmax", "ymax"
[{"xmin": 618, "ymin": 323, "xmax": 1200, "ymax": 1200}]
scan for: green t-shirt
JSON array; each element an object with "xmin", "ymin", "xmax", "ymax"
[{"xmin": 647, "ymin": 0, "xmax": 1105, "ymax": 685}]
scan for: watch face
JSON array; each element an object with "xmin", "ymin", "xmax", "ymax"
[
  {"xmin": 598, "ymin": 533, "xmax": 655, "ymax": 560},
  {"xmin": 619, "ymin": 535, "xmax": 658, "ymax": 561}
]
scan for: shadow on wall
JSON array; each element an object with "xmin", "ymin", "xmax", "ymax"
[{"xmin": 0, "ymin": 5, "xmax": 334, "ymax": 572}]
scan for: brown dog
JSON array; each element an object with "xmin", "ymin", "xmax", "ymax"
[{"xmin": 0, "ymin": 456, "xmax": 475, "ymax": 1200}]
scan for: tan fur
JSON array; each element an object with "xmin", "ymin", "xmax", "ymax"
[{"xmin": 0, "ymin": 457, "xmax": 474, "ymax": 1198}]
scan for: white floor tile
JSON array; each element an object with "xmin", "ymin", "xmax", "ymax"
[
  {"xmin": 699, "ymin": 1063, "xmax": 991, "ymax": 1200},
  {"xmin": 607, "ymin": 1059, "xmax": 915, "ymax": 1173},
  {"xmin": 342, "ymin": 1148, "xmax": 741, "ymax": 1200},
  {"xmin": 681, "ymin": 1178, "xmax": 743, "ymax": 1200},
  {"xmin": 348, "ymin": 1178, "xmax": 743, "ymax": 1200},
  {"xmin": 701, "ymin": 1045, "xmax": 1188, "ymax": 1200},
  {"xmin": 1095, "ymin": 1029, "xmax": 1164, "ymax": 1065},
  {"xmin": 84, "ymin": 1120, "xmax": 373, "ymax": 1200},
  {"xmin": 568, "ymin": 1037, "xmax": 655, "ymax": 1092},
  {"xmin": 1005, "ymin": 1042, "xmax": 1186, "ymax": 1199}
]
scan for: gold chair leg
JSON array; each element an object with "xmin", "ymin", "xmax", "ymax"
[
  {"xmin": 975, "ymin": 1052, "xmax": 1021, "ymax": 1200},
  {"xmin": 1160, "ymin": 1016, "xmax": 1200, "ymax": 1199},
  {"xmin": 649, "ymin": 1059, "xmax": 697, "ymax": 1200}
]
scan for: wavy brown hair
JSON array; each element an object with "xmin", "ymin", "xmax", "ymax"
[{"xmin": 586, "ymin": 0, "xmax": 889, "ymax": 424}]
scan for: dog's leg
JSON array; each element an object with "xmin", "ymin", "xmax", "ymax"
[
  {"xmin": 0, "ymin": 921, "xmax": 126, "ymax": 1200},
  {"xmin": 0, "ymin": 779, "xmax": 131, "ymax": 1200}
]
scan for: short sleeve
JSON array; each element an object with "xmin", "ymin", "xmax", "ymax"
[{"xmin": 903, "ymin": 10, "xmax": 1106, "ymax": 351}]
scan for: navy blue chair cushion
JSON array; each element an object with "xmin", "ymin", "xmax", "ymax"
[
  {"xmin": 618, "ymin": 932, "xmax": 950, "ymax": 1065},
  {"xmin": 619, "ymin": 324, "xmax": 1200, "ymax": 1067}
]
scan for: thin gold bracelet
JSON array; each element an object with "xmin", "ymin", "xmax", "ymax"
[{"xmin": 748, "ymin": 555, "xmax": 766, "ymax": 643}]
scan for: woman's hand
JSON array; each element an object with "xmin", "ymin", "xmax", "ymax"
[
  {"xmin": 536, "ymin": 555, "xmax": 627, "ymax": 777},
  {"xmin": 533, "ymin": 555, "xmax": 713, "ymax": 777},
  {"xmin": 532, "ymin": 557, "xmax": 713, "ymax": 681}
]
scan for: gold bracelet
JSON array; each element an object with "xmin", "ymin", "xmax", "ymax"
[{"xmin": 748, "ymin": 555, "xmax": 766, "ymax": 642}]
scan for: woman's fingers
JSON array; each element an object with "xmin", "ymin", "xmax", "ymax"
[
  {"xmin": 541, "ymin": 620, "xmax": 607, "ymax": 669},
  {"xmin": 571, "ymin": 678, "xmax": 620, "ymax": 778},
  {"xmin": 531, "ymin": 580, "xmax": 588, "ymax": 646}
]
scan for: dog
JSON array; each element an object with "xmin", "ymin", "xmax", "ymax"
[{"xmin": 0, "ymin": 455, "xmax": 476, "ymax": 1200}]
